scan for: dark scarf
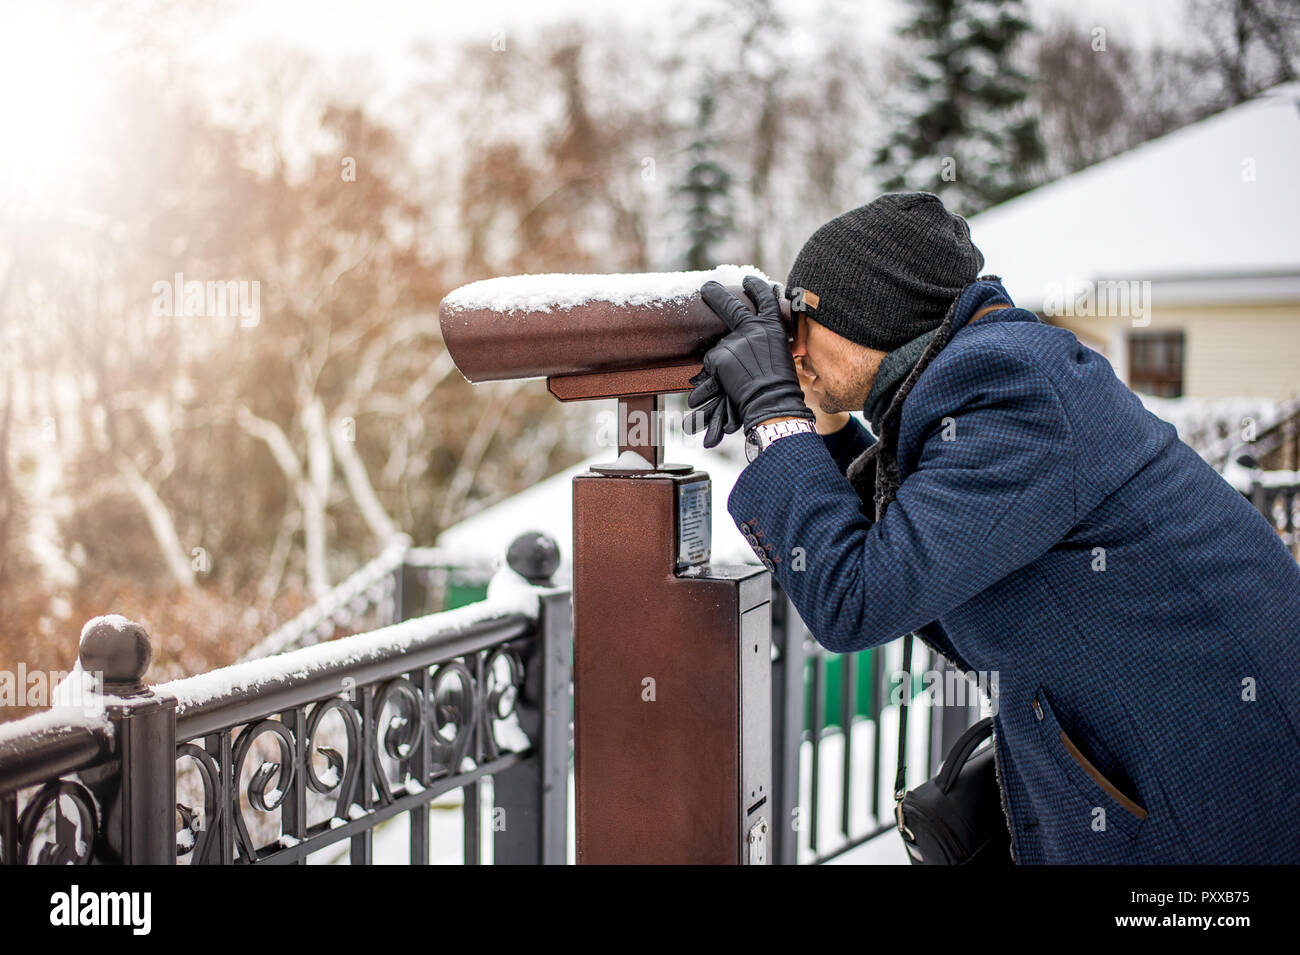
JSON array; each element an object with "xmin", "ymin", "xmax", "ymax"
[
  {"xmin": 847, "ymin": 277, "xmax": 1005, "ymax": 521},
  {"xmin": 861, "ymin": 327, "xmax": 939, "ymax": 435}
]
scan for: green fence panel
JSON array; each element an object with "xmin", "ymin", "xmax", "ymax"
[
  {"xmin": 445, "ymin": 580, "xmax": 489, "ymax": 609},
  {"xmin": 803, "ymin": 649, "xmax": 879, "ymax": 733},
  {"xmin": 802, "ymin": 646, "xmax": 932, "ymax": 734}
]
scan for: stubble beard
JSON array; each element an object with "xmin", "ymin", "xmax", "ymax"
[
  {"xmin": 817, "ymin": 386, "xmax": 855, "ymax": 415},
  {"xmin": 815, "ymin": 352, "xmax": 880, "ymax": 415}
]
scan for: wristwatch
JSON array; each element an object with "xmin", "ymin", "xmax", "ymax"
[{"xmin": 745, "ymin": 418, "xmax": 817, "ymax": 462}]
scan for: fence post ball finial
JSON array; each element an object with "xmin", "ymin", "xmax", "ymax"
[
  {"xmin": 79, "ymin": 615, "xmax": 153, "ymax": 696},
  {"xmin": 506, "ymin": 532, "xmax": 560, "ymax": 585}
]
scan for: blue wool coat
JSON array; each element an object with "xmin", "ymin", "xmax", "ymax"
[{"xmin": 727, "ymin": 279, "xmax": 1300, "ymax": 864}]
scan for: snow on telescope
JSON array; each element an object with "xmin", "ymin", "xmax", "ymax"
[{"xmin": 437, "ymin": 266, "xmax": 796, "ymax": 400}]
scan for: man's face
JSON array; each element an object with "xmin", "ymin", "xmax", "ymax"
[{"xmin": 790, "ymin": 312, "xmax": 887, "ymax": 414}]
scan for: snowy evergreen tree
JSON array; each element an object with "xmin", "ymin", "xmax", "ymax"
[
  {"xmin": 675, "ymin": 90, "xmax": 736, "ymax": 270},
  {"xmin": 872, "ymin": 0, "xmax": 1045, "ymax": 215}
]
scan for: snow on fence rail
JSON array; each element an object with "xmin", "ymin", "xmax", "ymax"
[
  {"xmin": 164, "ymin": 557, "xmax": 545, "ymax": 727},
  {"xmin": 239, "ymin": 537, "xmax": 500, "ymax": 663}
]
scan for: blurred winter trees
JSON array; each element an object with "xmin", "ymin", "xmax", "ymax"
[{"xmin": 0, "ymin": 0, "xmax": 1295, "ymax": 700}]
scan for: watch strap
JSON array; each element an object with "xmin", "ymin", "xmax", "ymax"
[{"xmin": 753, "ymin": 418, "xmax": 816, "ymax": 451}]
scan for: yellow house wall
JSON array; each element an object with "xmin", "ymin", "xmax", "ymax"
[{"xmin": 1043, "ymin": 302, "xmax": 1300, "ymax": 401}]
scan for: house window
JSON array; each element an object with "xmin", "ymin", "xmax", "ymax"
[{"xmin": 1128, "ymin": 331, "xmax": 1184, "ymax": 397}]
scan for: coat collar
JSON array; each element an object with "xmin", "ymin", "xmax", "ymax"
[
  {"xmin": 860, "ymin": 277, "xmax": 1018, "ymax": 432},
  {"xmin": 948, "ymin": 277, "xmax": 1017, "ymax": 335}
]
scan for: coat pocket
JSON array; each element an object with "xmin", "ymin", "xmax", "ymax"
[{"xmin": 1032, "ymin": 687, "xmax": 1148, "ymax": 839}]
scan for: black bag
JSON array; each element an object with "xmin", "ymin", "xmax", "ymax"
[{"xmin": 893, "ymin": 632, "xmax": 1013, "ymax": 865}]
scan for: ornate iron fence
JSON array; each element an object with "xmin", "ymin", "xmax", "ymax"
[{"xmin": 0, "ymin": 533, "xmax": 570, "ymax": 866}]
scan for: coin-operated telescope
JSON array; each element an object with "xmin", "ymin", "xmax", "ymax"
[{"xmin": 439, "ymin": 267, "xmax": 792, "ymax": 864}]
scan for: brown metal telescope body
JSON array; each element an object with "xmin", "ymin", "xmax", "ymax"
[
  {"xmin": 438, "ymin": 286, "xmax": 795, "ymax": 403},
  {"xmin": 437, "ymin": 277, "xmax": 780, "ymax": 864}
]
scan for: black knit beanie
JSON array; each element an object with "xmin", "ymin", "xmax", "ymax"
[{"xmin": 786, "ymin": 192, "xmax": 984, "ymax": 353}]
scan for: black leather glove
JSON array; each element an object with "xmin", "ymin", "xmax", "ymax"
[{"xmin": 684, "ymin": 276, "xmax": 814, "ymax": 448}]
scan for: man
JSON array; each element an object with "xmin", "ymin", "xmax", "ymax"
[{"xmin": 684, "ymin": 191, "xmax": 1300, "ymax": 864}]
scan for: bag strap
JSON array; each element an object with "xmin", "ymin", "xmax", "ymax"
[
  {"xmin": 935, "ymin": 716, "xmax": 995, "ymax": 794},
  {"xmin": 893, "ymin": 630, "xmax": 914, "ymax": 838},
  {"xmin": 893, "ymin": 633, "xmax": 994, "ymax": 833}
]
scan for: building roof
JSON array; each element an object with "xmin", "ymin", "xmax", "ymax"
[{"xmin": 968, "ymin": 83, "xmax": 1300, "ymax": 311}]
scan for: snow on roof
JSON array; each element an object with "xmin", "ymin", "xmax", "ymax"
[
  {"xmin": 968, "ymin": 83, "xmax": 1300, "ymax": 310},
  {"xmin": 440, "ymin": 264, "xmax": 773, "ymax": 314},
  {"xmin": 435, "ymin": 428, "xmax": 778, "ymax": 568}
]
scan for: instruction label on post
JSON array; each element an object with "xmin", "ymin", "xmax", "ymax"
[{"xmin": 676, "ymin": 479, "xmax": 711, "ymax": 570}]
